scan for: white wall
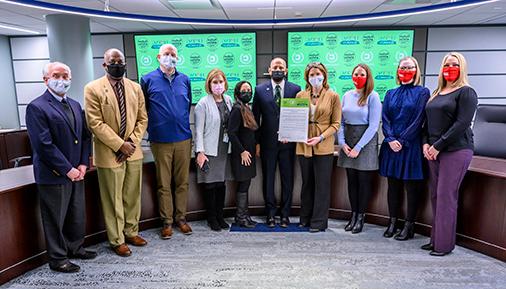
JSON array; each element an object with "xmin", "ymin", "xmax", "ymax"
[
  {"xmin": 10, "ymin": 34, "xmax": 126, "ymax": 127},
  {"xmin": 0, "ymin": 36, "xmax": 19, "ymax": 129},
  {"xmin": 425, "ymin": 27, "xmax": 506, "ymax": 105}
]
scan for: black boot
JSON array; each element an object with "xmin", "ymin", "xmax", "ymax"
[
  {"xmin": 204, "ymin": 188, "xmax": 221, "ymax": 231},
  {"xmin": 351, "ymin": 213, "xmax": 365, "ymax": 234},
  {"xmin": 344, "ymin": 212, "xmax": 357, "ymax": 231},
  {"xmin": 383, "ymin": 217, "xmax": 397, "ymax": 238},
  {"xmin": 215, "ymin": 184, "xmax": 229, "ymax": 229},
  {"xmin": 235, "ymin": 191, "xmax": 255, "ymax": 228},
  {"xmin": 394, "ymin": 221, "xmax": 415, "ymax": 241}
]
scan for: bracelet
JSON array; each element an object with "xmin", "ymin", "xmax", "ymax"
[{"xmin": 319, "ymin": 135, "xmax": 324, "ymax": 143}]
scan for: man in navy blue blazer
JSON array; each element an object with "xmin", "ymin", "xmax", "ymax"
[
  {"xmin": 252, "ymin": 57, "xmax": 301, "ymax": 228},
  {"xmin": 26, "ymin": 62, "xmax": 95, "ymax": 273}
]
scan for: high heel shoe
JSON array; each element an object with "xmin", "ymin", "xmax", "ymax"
[
  {"xmin": 383, "ymin": 217, "xmax": 397, "ymax": 238},
  {"xmin": 394, "ymin": 221, "xmax": 415, "ymax": 241},
  {"xmin": 344, "ymin": 212, "xmax": 357, "ymax": 231},
  {"xmin": 351, "ymin": 213, "xmax": 365, "ymax": 234}
]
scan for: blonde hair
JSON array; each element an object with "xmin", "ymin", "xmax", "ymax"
[
  {"xmin": 304, "ymin": 62, "xmax": 329, "ymax": 91},
  {"xmin": 430, "ymin": 52, "xmax": 469, "ymax": 101},
  {"xmin": 352, "ymin": 63, "xmax": 374, "ymax": 107},
  {"xmin": 205, "ymin": 68, "xmax": 228, "ymax": 95},
  {"xmin": 396, "ymin": 56, "xmax": 421, "ymax": 86}
]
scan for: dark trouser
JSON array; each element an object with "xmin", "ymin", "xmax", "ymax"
[
  {"xmin": 38, "ymin": 181, "xmax": 86, "ymax": 267},
  {"xmin": 387, "ymin": 177, "xmax": 424, "ymax": 222},
  {"xmin": 202, "ymin": 182, "xmax": 226, "ymax": 222},
  {"xmin": 428, "ymin": 149, "xmax": 473, "ymax": 253},
  {"xmin": 261, "ymin": 146, "xmax": 295, "ymax": 218},
  {"xmin": 298, "ymin": 154, "xmax": 334, "ymax": 230},
  {"xmin": 236, "ymin": 180, "xmax": 252, "ymax": 220},
  {"xmin": 346, "ymin": 168, "xmax": 374, "ymax": 214}
]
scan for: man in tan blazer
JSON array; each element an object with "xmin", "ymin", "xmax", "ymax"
[{"xmin": 84, "ymin": 48, "xmax": 148, "ymax": 257}]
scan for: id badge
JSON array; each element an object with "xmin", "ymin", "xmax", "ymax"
[{"xmin": 223, "ymin": 132, "xmax": 229, "ymax": 143}]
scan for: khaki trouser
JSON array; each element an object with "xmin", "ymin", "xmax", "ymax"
[
  {"xmin": 151, "ymin": 139, "xmax": 191, "ymax": 225},
  {"xmin": 97, "ymin": 159, "xmax": 142, "ymax": 247}
]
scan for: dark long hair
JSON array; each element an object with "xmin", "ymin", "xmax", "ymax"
[{"xmin": 233, "ymin": 81, "xmax": 258, "ymax": 131}]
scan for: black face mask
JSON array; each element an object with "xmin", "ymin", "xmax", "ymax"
[
  {"xmin": 238, "ymin": 91, "xmax": 252, "ymax": 103},
  {"xmin": 271, "ymin": 70, "xmax": 285, "ymax": 82},
  {"xmin": 106, "ymin": 64, "xmax": 126, "ymax": 78}
]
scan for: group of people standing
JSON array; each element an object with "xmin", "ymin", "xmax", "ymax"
[{"xmin": 25, "ymin": 40, "xmax": 477, "ymax": 273}]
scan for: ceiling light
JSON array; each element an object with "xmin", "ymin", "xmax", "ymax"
[
  {"xmin": 0, "ymin": 0, "xmax": 499, "ymax": 26},
  {"xmin": 0, "ymin": 23, "xmax": 39, "ymax": 34}
]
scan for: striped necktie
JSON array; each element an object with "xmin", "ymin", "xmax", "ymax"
[{"xmin": 114, "ymin": 81, "xmax": 127, "ymax": 138}]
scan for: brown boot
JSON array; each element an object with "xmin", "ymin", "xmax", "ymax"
[
  {"xmin": 125, "ymin": 235, "xmax": 148, "ymax": 246},
  {"xmin": 177, "ymin": 220, "xmax": 193, "ymax": 235}
]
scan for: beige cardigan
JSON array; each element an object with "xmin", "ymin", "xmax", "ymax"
[{"xmin": 295, "ymin": 88, "xmax": 341, "ymax": 157}]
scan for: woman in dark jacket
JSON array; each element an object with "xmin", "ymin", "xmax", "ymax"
[{"xmin": 228, "ymin": 81, "xmax": 258, "ymax": 228}]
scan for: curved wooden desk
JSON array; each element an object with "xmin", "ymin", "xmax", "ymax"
[{"xmin": 1, "ymin": 153, "xmax": 505, "ymax": 284}]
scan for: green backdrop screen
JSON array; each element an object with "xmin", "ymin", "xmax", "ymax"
[
  {"xmin": 134, "ymin": 33, "xmax": 256, "ymax": 103},
  {"xmin": 287, "ymin": 30, "xmax": 414, "ymax": 100}
]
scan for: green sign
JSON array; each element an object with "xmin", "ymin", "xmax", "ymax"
[
  {"xmin": 134, "ymin": 33, "xmax": 256, "ymax": 103},
  {"xmin": 288, "ymin": 30, "xmax": 414, "ymax": 100},
  {"xmin": 281, "ymin": 98, "xmax": 309, "ymax": 108}
]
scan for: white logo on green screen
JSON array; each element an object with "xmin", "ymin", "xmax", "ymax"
[
  {"xmin": 292, "ymin": 52, "xmax": 304, "ymax": 64},
  {"xmin": 326, "ymin": 52, "xmax": 338, "ymax": 63},
  {"xmin": 396, "ymin": 51, "xmax": 407, "ymax": 61},
  {"xmin": 240, "ymin": 53, "xmax": 252, "ymax": 65},
  {"xmin": 141, "ymin": 55, "xmax": 152, "ymax": 66},
  {"xmin": 361, "ymin": 51, "xmax": 373, "ymax": 63},
  {"xmin": 207, "ymin": 53, "xmax": 219, "ymax": 65},
  {"xmin": 177, "ymin": 55, "xmax": 185, "ymax": 65}
]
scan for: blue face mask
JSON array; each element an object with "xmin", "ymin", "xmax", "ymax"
[
  {"xmin": 160, "ymin": 55, "xmax": 177, "ymax": 69},
  {"xmin": 48, "ymin": 79, "xmax": 71, "ymax": 95}
]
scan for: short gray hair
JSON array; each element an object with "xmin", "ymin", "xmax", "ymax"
[
  {"xmin": 42, "ymin": 62, "xmax": 71, "ymax": 78},
  {"xmin": 158, "ymin": 44, "xmax": 178, "ymax": 55},
  {"xmin": 103, "ymin": 48, "xmax": 125, "ymax": 62}
]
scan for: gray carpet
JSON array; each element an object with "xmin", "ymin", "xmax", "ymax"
[{"xmin": 3, "ymin": 218, "xmax": 505, "ymax": 289}]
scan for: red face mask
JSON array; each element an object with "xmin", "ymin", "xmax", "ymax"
[
  {"xmin": 397, "ymin": 69, "xmax": 416, "ymax": 83},
  {"xmin": 443, "ymin": 66, "xmax": 460, "ymax": 82},
  {"xmin": 352, "ymin": 76, "xmax": 367, "ymax": 89}
]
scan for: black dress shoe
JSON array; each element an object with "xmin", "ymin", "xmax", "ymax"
[
  {"xmin": 49, "ymin": 261, "xmax": 80, "ymax": 273},
  {"xmin": 309, "ymin": 228, "xmax": 325, "ymax": 233},
  {"xmin": 430, "ymin": 250, "xmax": 450, "ymax": 257},
  {"xmin": 298, "ymin": 222, "xmax": 309, "ymax": 228},
  {"xmin": 69, "ymin": 250, "xmax": 97, "ymax": 260},
  {"xmin": 266, "ymin": 217, "xmax": 276, "ymax": 228},
  {"xmin": 421, "ymin": 243, "xmax": 434, "ymax": 251},
  {"xmin": 280, "ymin": 217, "xmax": 290, "ymax": 228}
]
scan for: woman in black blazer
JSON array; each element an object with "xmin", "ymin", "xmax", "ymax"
[{"xmin": 228, "ymin": 81, "xmax": 258, "ymax": 228}]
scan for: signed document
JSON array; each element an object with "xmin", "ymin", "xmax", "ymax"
[{"xmin": 278, "ymin": 98, "xmax": 309, "ymax": 143}]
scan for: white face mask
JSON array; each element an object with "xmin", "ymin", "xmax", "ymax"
[
  {"xmin": 309, "ymin": 75, "xmax": 324, "ymax": 88},
  {"xmin": 160, "ymin": 55, "xmax": 177, "ymax": 69},
  {"xmin": 47, "ymin": 79, "xmax": 71, "ymax": 95}
]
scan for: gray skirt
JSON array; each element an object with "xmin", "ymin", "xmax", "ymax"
[
  {"xmin": 337, "ymin": 124, "xmax": 378, "ymax": 171},
  {"xmin": 197, "ymin": 138, "xmax": 233, "ymax": 184}
]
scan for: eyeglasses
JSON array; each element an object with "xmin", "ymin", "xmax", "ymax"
[{"xmin": 399, "ymin": 66, "xmax": 416, "ymax": 70}]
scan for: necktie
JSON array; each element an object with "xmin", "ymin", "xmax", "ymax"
[
  {"xmin": 114, "ymin": 81, "xmax": 127, "ymax": 138},
  {"xmin": 60, "ymin": 98, "xmax": 75, "ymax": 130},
  {"xmin": 274, "ymin": 85, "xmax": 282, "ymax": 109}
]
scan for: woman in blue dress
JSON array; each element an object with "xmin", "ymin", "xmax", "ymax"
[{"xmin": 379, "ymin": 56, "xmax": 430, "ymax": 240}]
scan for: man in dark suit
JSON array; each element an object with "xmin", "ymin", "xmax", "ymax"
[
  {"xmin": 26, "ymin": 62, "xmax": 96, "ymax": 273},
  {"xmin": 252, "ymin": 57, "xmax": 301, "ymax": 228}
]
